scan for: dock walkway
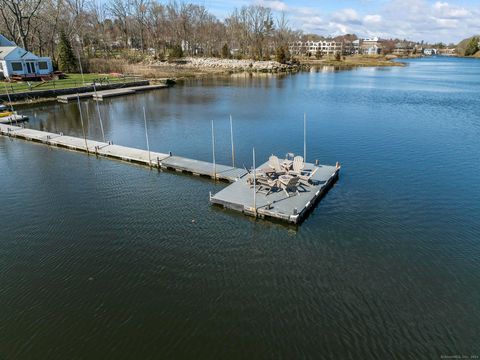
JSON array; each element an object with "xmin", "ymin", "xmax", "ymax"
[
  {"xmin": 57, "ymin": 84, "xmax": 168, "ymax": 103},
  {"xmin": 0, "ymin": 123, "xmax": 340, "ymax": 224},
  {"xmin": 0, "ymin": 124, "xmax": 246, "ymax": 182}
]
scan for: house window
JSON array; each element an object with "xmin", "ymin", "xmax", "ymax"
[
  {"xmin": 38, "ymin": 61, "xmax": 48, "ymax": 70},
  {"xmin": 11, "ymin": 62, "xmax": 23, "ymax": 71}
]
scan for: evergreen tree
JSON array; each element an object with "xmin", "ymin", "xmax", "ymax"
[
  {"xmin": 275, "ymin": 46, "xmax": 286, "ymax": 64},
  {"xmin": 57, "ymin": 31, "xmax": 77, "ymax": 73},
  {"xmin": 221, "ymin": 43, "xmax": 230, "ymax": 59},
  {"xmin": 168, "ymin": 44, "xmax": 183, "ymax": 61}
]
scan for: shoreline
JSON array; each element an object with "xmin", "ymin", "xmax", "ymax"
[{"xmin": 3, "ymin": 56, "xmax": 405, "ymax": 107}]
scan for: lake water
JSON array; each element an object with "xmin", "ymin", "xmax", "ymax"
[{"xmin": 1, "ymin": 57, "xmax": 479, "ymax": 358}]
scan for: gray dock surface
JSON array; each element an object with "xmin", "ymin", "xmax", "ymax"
[
  {"xmin": 57, "ymin": 83, "xmax": 169, "ymax": 103},
  {"xmin": 0, "ymin": 123, "xmax": 340, "ymax": 224},
  {"xmin": 0, "ymin": 123, "xmax": 247, "ymax": 183},
  {"xmin": 210, "ymin": 161, "xmax": 340, "ymax": 224}
]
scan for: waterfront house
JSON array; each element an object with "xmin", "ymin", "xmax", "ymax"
[
  {"xmin": 0, "ymin": 35, "xmax": 53, "ymax": 80},
  {"xmin": 392, "ymin": 41, "xmax": 416, "ymax": 56},
  {"xmin": 437, "ymin": 48, "xmax": 456, "ymax": 56},
  {"xmin": 423, "ymin": 48, "xmax": 437, "ymax": 56},
  {"xmin": 361, "ymin": 37, "xmax": 382, "ymax": 55}
]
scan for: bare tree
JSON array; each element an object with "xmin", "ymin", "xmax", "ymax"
[{"xmin": 0, "ymin": 0, "xmax": 44, "ymax": 50}]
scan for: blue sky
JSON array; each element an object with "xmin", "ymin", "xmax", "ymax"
[{"xmin": 198, "ymin": 0, "xmax": 480, "ymax": 43}]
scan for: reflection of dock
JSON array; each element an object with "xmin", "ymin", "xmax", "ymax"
[
  {"xmin": 57, "ymin": 84, "xmax": 169, "ymax": 103},
  {"xmin": 0, "ymin": 123, "xmax": 340, "ymax": 224}
]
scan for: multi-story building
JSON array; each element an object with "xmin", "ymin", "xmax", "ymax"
[
  {"xmin": 361, "ymin": 37, "xmax": 382, "ymax": 55},
  {"xmin": 289, "ymin": 40, "xmax": 343, "ymax": 56},
  {"xmin": 392, "ymin": 42, "xmax": 415, "ymax": 56},
  {"xmin": 437, "ymin": 48, "xmax": 456, "ymax": 56}
]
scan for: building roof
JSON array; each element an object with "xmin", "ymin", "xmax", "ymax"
[
  {"xmin": 0, "ymin": 34, "xmax": 15, "ymax": 47},
  {"xmin": 0, "ymin": 46, "xmax": 39, "ymax": 60},
  {"xmin": 0, "ymin": 46, "xmax": 17, "ymax": 60}
]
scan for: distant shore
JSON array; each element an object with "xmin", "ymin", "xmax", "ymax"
[
  {"xmin": 121, "ymin": 57, "xmax": 306, "ymax": 79},
  {"xmin": 2, "ymin": 55, "xmax": 407, "ymax": 106},
  {"xmin": 119, "ymin": 55, "xmax": 406, "ymax": 80}
]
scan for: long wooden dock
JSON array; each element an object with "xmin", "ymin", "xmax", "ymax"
[
  {"xmin": 0, "ymin": 123, "xmax": 340, "ymax": 224},
  {"xmin": 57, "ymin": 84, "xmax": 169, "ymax": 103},
  {"xmin": 0, "ymin": 124, "xmax": 246, "ymax": 182}
]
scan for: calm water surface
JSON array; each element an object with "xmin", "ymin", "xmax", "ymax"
[{"xmin": 1, "ymin": 57, "xmax": 479, "ymax": 359}]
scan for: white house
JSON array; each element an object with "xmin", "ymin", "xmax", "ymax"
[
  {"xmin": 361, "ymin": 37, "xmax": 382, "ymax": 55},
  {"xmin": 0, "ymin": 35, "xmax": 53, "ymax": 80}
]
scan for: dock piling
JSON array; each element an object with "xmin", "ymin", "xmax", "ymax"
[
  {"xmin": 304, "ymin": 113, "xmax": 307, "ymax": 162},
  {"xmin": 77, "ymin": 50, "xmax": 86, "ymax": 86},
  {"xmin": 93, "ymin": 83, "xmax": 106, "ymax": 143},
  {"xmin": 230, "ymin": 115, "xmax": 235, "ymax": 168},
  {"xmin": 76, "ymin": 93, "xmax": 89, "ymax": 154},
  {"xmin": 211, "ymin": 120, "xmax": 216, "ymax": 180},
  {"xmin": 3, "ymin": 82, "xmax": 17, "ymax": 126},
  {"xmin": 253, "ymin": 147, "xmax": 256, "ymax": 217},
  {"xmin": 143, "ymin": 107, "xmax": 152, "ymax": 168}
]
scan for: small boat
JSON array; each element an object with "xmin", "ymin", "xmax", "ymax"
[
  {"xmin": 0, "ymin": 105, "xmax": 29, "ymax": 124},
  {"xmin": 0, "ymin": 105, "xmax": 13, "ymax": 117}
]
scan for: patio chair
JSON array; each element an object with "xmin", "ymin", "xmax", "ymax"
[
  {"xmin": 268, "ymin": 155, "xmax": 284, "ymax": 174},
  {"xmin": 279, "ymin": 176, "xmax": 300, "ymax": 197},
  {"xmin": 255, "ymin": 177, "xmax": 278, "ymax": 195},
  {"xmin": 291, "ymin": 156, "xmax": 305, "ymax": 174}
]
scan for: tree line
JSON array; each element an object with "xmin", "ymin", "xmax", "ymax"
[{"xmin": 0, "ymin": 0, "xmax": 300, "ymax": 69}]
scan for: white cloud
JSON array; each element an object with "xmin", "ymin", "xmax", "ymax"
[
  {"xmin": 432, "ymin": 1, "xmax": 469, "ymax": 18},
  {"xmin": 256, "ymin": 0, "xmax": 288, "ymax": 12},
  {"xmin": 331, "ymin": 8, "xmax": 361, "ymax": 24},
  {"xmin": 280, "ymin": 0, "xmax": 480, "ymax": 43},
  {"xmin": 364, "ymin": 14, "xmax": 382, "ymax": 23}
]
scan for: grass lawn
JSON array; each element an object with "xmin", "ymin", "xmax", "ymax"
[{"xmin": 0, "ymin": 73, "xmax": 140, "ymax": 95}]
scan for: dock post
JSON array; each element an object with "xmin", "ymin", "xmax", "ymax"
[
  {"xmin": 230, "ymin": 115, "xmax": 235, "ymax": 168},
  {"xmin": 76, "ymin": 93, "xmax": 89, "ymax": 154},
  {"xmin": 211, "ymin": 120, "xmax": 216, "ymax": 180},
  {"xmin": 143, "ymin": 107, "xmax": 152, "ymax": 168},
  {"xmin": 253, "ymin": 147, "xmax": 256, "ymax": 217},
  {"xmin": 2, "ymin": 83, "xmax": 17, "ymax": 126},
  {"xmin": 93, "ymin": 83, "xmax": 106, "ymax": 143},
  {"xmin": 304, "ymin": 113, "xmax": 307, "ymax": 162},
  {"xmin": 77, "ymin": 50, "xmax": 86, "ymax": 86}
]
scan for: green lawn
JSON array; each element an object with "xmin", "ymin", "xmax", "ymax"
[{"xmin": 0, "ymin": 73, "xmax": 141, "ymax": 95}]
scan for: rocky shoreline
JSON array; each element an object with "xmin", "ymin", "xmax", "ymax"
[{"xmin": 145, "ymin": 57, "xmax": 305, "ymax": 73}]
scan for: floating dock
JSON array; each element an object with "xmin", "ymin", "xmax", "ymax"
[
  {"xmin": 0, "ymin": 123, "xmax": 247, "ymax": 182},
  {"xmin": 0, "ymin": 123, "xmax": 340, "ymax": 224},
  {"xmin": 57, "ymin": 84, "xmax": 169, "ymax": 103},
  {"xmin": 210, "ymin": 162, "xmax": 340, "ymax": 224}
]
